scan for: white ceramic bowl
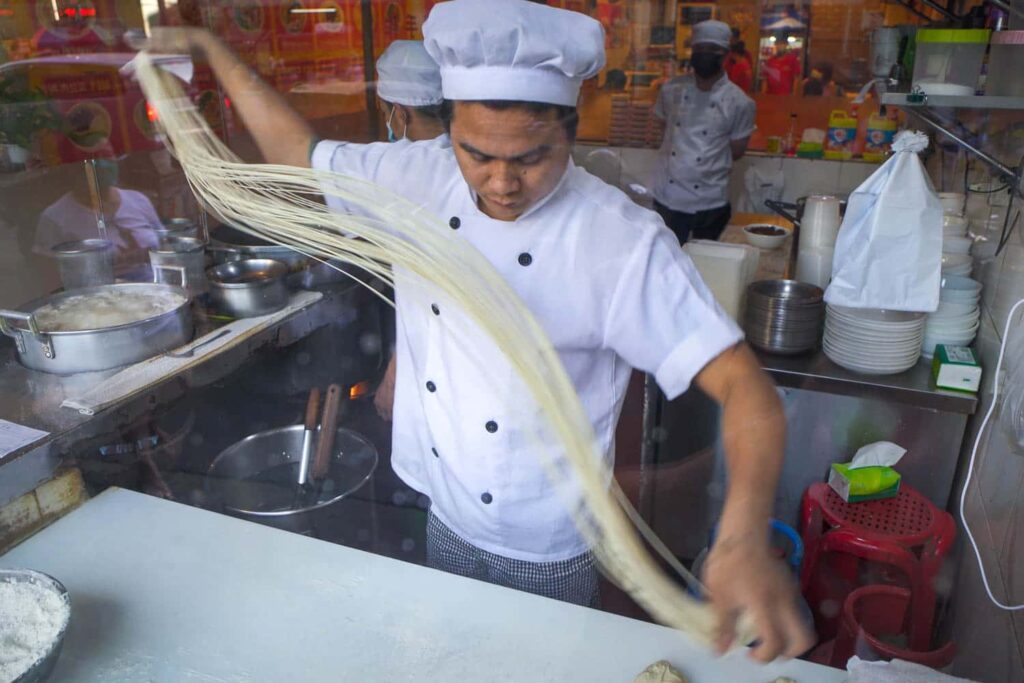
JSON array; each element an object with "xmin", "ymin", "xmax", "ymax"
[
  {"xmin": 943, "ymin": 264, "xmax": 973, "ymax": 277},
  {"xmin": 940, "ymin": 275, "xmax": 982, "ymax": 296},
  {"xmin": 943, "ymin": 236, "xmax": 973, "ymax": 255},
  {"xmin": 943, "ymin": 214, "xmax": 968, "ymax": 235},
  {"xmin": 933, "ymin": 301, "xmax": 978, "ymax": 316},
  {"xmin": 938, "ymin": 191, "xmax": 967, "ymax": 216},
  {"xmin": 743, "ymin": 224, "xmax": 792, "ymax": 250}
]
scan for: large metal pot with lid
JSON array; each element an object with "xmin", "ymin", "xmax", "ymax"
[{"xmin": 0, "ymin": 266, "xmax": 193, "ymax": 374}]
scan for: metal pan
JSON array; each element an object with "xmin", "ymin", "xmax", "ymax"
[
  {"xmin": 205, "ymin": 425, "xmax": 377, "ymax": 535},
  {"xmin": 0, "ymin": 266, "xmax": 193, "ymax": 375},
  {"xmin": 207, "ymin": 258, "xmax": 289, "ymax": 318}
]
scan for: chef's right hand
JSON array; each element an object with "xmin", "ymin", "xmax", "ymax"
[
  {"xmin": 126, "ymin": 27, "xmax": 214, "ymax": 54},
  {"xmin": 374, "ymin": 355, "xmax": 397, "ymax": 422}
]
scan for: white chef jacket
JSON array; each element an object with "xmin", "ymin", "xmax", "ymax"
[
  {"xmin": 312, "ymin": 138, "xmax": 742, "ymax": 562},
  {"xmin": 652, "ymin": 74, "xmax": 756, "ymax": 214}
]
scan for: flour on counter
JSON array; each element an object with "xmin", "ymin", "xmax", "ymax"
[{"xmin": 0, "ymin": 578, "xmax": 69, "ymax": 681}]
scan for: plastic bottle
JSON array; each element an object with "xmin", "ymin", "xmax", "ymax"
[{"xmin": 783, "ymin": 113, "xmax": 798, "ymax": 155}]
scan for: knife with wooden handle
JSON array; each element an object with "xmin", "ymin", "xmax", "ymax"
[
  {"xmin": 311, "ymin": 384, "xmax": 343, "ymax": 481},
  {"xmin": 297, "ymin": 387, "xmax": 321, "ymax": 486}
]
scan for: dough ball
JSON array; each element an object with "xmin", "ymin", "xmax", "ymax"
[{"xmin": 634, "ymin": 660, "xmax": 689, "ymax": 683}]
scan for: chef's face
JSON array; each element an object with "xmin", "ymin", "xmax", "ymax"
[{"xmin": 449, "ymin": 101, "xmax": 572, "ymax": 222}]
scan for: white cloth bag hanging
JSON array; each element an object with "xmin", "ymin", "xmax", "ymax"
[
  {"xmin": 825, "ymin": 131, "xmax": 943, "ymax": 312},
  {"xmin": 740, "ymin": 164, "xmax": 784, "ymax": 213}
]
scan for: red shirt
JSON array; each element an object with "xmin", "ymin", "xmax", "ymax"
[
  {"xmin": 763, "ymin": 50, "xmax": 801, "ymax": 95},
  {"xmin": 725, "ymin": 53, "xmax": 753, "ymax": 93}
]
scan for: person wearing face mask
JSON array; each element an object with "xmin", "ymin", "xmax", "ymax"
[
  {"xmin": 376, "ymin": 40, "xmax": 446, "ymax": 144},
  {"xmin": 652, "ymin": 20, "xmax": 756, "ymax": 244},
  {"xmin": 34, "ymin": 145, "xmax": 162, "ymax": 274},
  {"xmin": 372, "ymin": 40, "xmax": 448, "ymax": 423}
]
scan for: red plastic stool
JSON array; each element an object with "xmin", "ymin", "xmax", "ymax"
[
  {"xmin": 830, "ymin": 585, "xmax": 956, "ymax": 669},
  {"xmin": 799, "ymin": 483, "xmax": 955, "ymax": 648}
]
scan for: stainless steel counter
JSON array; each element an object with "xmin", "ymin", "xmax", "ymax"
[
  {"xmin": 759, "ymin": 350, "xmax": 978, "ymax": 415},
  {"xmin": 644, "ymin": 348, "xmax": 978, "ymax": 560},
  {"xmin": 0, "ymin": 282, "xmax": 369, "ymax": 506}
]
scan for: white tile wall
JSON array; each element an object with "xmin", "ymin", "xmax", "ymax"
[
  {"xmin": 950, "ymin": 190, "xmax": 1024, "ymax": 679},
  {"xmin": 572, "ymin": 145, "xmax": 881, "ymax": 214}
]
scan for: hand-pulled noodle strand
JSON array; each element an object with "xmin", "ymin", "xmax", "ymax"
[{"xmin": 136, "ymin": 53, "xmax": 753, "ymax": 646}]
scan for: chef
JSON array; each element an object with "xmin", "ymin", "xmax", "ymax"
[
  {"xmin": 144, "ymin": 0, "xmax": 810, "ymax": 662},
  {"xmin": 653, "ymin": 20, "xmax": 756, "ymax": 244},
  {"xmin": 375, "ymin": 40, "xmax": 447, "ymax": 144},
  {"xmin": 371, "ymin": 40, "xmax": 448, "ymax": 422}
]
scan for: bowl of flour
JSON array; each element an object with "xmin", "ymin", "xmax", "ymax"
[{"xmin": 0, "ymin": 570, "xmax": 70, "ymax": 683}]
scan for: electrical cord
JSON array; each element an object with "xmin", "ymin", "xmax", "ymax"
[{"xmin": 958, "ymin": 298, "xmax": 1024, "ymax": 611}]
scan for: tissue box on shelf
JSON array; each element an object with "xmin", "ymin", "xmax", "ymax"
[
  {"xmin": 931, "ymin": 345, "xmax": 982, "ymax": 393},
  {"xmin": 828, "ymin": 441, "xmax": 905, "ymax": 502}
]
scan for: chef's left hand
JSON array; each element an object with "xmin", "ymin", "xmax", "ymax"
[{"xmin": 702, "ymin": 536, "xmax": 814, "ymax": 663}]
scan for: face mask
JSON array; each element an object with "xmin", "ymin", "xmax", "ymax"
[
  {"xmin": 691, "ymin": 52, "xmax": 724, "ymax": 79},
  {"xmin": 385, "ymin": 106, "xmax": 405, "ymax": 143}
]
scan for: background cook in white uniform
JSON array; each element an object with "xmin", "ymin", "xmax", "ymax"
[
  {"xmin": 366, "ymin": 39, "xmax": 449, "ymax": 421},
  {"xmin": 652, "ymin": 20, "xmax": 756, "ymax": 244}
]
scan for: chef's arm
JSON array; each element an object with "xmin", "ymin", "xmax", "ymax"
[
  {"xmin": 730, "ymin": 136, "xmax": 750, "ymax": 161},
  {"xmin": 695, "ymin": 342, "xmax": 781, "ymax": 559},
  {"xmin": 137, "ymin": 28, "xmax": 314, "ymax": 168},
  {"xmin": 694, "ymin": 342, "xmax": 812, "ymax": 661}
]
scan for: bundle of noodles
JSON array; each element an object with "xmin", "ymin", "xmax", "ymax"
[{"xmin": 134, "ymin": 53, "xmax": 754, "ymax": 646}]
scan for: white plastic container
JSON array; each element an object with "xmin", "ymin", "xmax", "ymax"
[
  {"xmin": 682, "ymin": 240, "xmax": 760, "ymax": 321},
  {"xmin": 912, "ymin": 29, "xmax": 990, "ymax": 96},
  {"xmin": 796, "ymin": 247, "xmax": 835, "ymax": 289},
  {"xmin": 800, "ymin": 195, "xmax": 842, "ymax": 250},
  {"xmin": 986, "ymin": 31, "xmax": 1024, "ymax": 97}
]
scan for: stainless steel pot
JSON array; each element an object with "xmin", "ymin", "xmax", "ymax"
[
  {"xmin": 52, "ymin": 238, "xmax": 114, "ymax": 290},
  {"xmin": 205, "ymin": 425, "xmax": 377, "ymax": 535},
  {"xmin": 150, "ymin": 237, "xmax": 208, "ymax": 296},
  {"xmin": 207, "ymin": 225, "xmax": 309, "ymax": 271},
  {"xmin": 207, "ymin": 258, "xmax": 289, "ymax": 318},
  {"xmin": 0, "ymin": 266, "xmax": 193, "ymax": 375},
  {"xmin": 155, "ymin": 217, "xmax": 200, "ymax": 246}
]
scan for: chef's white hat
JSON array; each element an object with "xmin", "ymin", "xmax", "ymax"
[
  {"xmin": 376, "ymin": 40, "xmax": 443, "ymax": 107},
  {"xmin": 691, "ymin": 20, "xmax": 732, "ymax": 50},
  {"xmin": 422, "ymin": 0, "xmax": 606, "ymax": 107}
]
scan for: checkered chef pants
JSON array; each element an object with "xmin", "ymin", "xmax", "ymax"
[{"xmin": 426, "ymin": 512, "xmax": 600, "ymax": 607}]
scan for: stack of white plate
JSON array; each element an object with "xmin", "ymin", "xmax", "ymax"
[
  {"xmin": 824, "ymin": 305, "xmax": 926, "ymax": 375},
  {"xmin": 923, "ymin": 276, "xmax": 983, "ymax": 359}
]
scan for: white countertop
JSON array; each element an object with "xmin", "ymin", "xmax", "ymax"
[{"xmin": 0, "ymin": 489, "xmax": 848, "ymax": 682}]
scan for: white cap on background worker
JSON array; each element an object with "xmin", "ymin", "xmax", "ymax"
[
  {"xmin": 690, "ymin": 20, "xmax": 732, "ymax": 50},
  {"xmin": 376, "ymin": 40, "xmax": 443, "ymax": 107}
]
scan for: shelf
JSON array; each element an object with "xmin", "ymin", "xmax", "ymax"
[{"xmin": 881, "ymin": 92, "xmax": 1024, "ymax": 111}]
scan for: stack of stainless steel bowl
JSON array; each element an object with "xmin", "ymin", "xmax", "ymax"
[{"xmin": 743, "ymin": 279, "xmax": 825, "ymax": 355}]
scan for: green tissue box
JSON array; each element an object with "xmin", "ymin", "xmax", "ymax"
[
  {"xmin": 931, "ymin": 345, "xmax": 982, "ymax": 393},
  {"xmin": 828, "ymin": 463, "xmax": 901, "ymax": 503}
]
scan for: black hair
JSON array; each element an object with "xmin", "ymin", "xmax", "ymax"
[
  {"xmin": 816, "ymin": 61, "xmax": 834, "ymax": 83},
  {"xmin": 731, "ymin": 41, "xmax": 746, "ymax": 55},
  {"xmin": 411, "ymin": 102, "xmax": 445, "ymax": 123},
  {"xmin": 385, "ymin": 100, "xmax": 445, "ymax": 125},
  {"xmin": 440, "ymin": 99, "xmax": 579, "ymax": 142}
]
